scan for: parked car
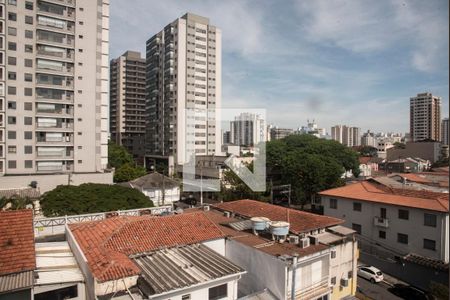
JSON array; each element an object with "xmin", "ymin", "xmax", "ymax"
[
  {"xmin": 388, "ymin": 284, "xmax": 430, "ymax": 300},
  {"xmin": 357, "ymin": 265, "xmax": 384, "ymax": 283}
]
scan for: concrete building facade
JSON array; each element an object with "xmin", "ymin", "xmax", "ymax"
[
  {"xmin": 441, "ymin": 118, "xmax": 449, "ymax": 146},
  {"xmin": 410, "ymin": 92, "xmax": 441, "ymax": 142},
  {"xmin": 331, "ymin": 125, "xmax": 360, "ymax": 147},
  {"xmin": 230, "ymin": 112, "xmax": 265, "ymax": 147},
  {"xmin": 110, "ymin": 50, "xmax": 146, "ymax": 159},
  {"xmin": 0, "ymin": 0, "xmax": 109, "ymax": 176},
  {"xmin": 145, "ymin": 13, "xmax": 222, "ymax": 167},
  {"xmin": 270, "ymin": 127, "xmax": 293, "ymax": 140}
]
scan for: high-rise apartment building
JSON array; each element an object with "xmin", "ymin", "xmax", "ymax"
[
  {"xmin": 360, "ymin": 130, "xmax": 377, "ymax": 147},
  {"xmin": 230, "ymin": 112, "xmax": 265, "ymax": 147},
  {"xmin": 145, "ymin": 13, "xmax": 222, "ymax": 167},
  {"xmin": 410, "ymin": 92, "xmax": 441, "ymax": 142},
  {"xmin": 0, "ymin": 0, "xmax": 109, "ymax": 176},
  {"xmin": 110, "ymin": 51, "xmax": 145, "ymax": 159},
  {"xmin": 331, "ymin": 125, "xmax": 360, "ymax": 147},
  {"xmin": 441, "ymin": 118, "xmax": 449, "ymax": 146},
  {"xmin": 270, "ymin": 127, "xmax": 293, "ymax": 140}
]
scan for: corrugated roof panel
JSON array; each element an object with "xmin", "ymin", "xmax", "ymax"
[
  {"xmin": 228, "ymin": 220, "xmax": 252, "ymax": 231},
  {"xmin": 0, "ymin": 271, "xmax": 34, "ymax": 293},
  {"xmin": 133, "ymin": 244, "xmax": 245, "ymax": 296},
  {"xmin": 35, "ymin": 270, "xmax": 84, "ymax": 285}
]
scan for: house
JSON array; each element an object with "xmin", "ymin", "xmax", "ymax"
[
  {"xmin": 0, "ymin": 210, "xmax": 36, "ymax": 300},
  {"xmin": 379, "ymin": 157, "xmax": 430, "ymax": 173},
  {"xmin": 318, "ymin": 181, "xmax": 449, "ymax": 263},
  {"xmin": 387, "ymin": 141, "xmax": 442, "ymax": 163},
  {"xmin": 67, "ymin": 212, "xmax": 246, "ymax": 299},
  {"xmin": 358, "ymin": 157, "xmax": 384, "ymax": 177},
  {"xmin": 119, "ymin": 172, "xmax": 180, "ymax": 206},
  {"xmin": 207, "ymin": 200, "xmax": 359, "ymax": 300}
]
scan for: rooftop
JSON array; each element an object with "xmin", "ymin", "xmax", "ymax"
[
  {"xmin": 119, "ymin": 172, "xmax": 179, "ymax": 190},
  {"xmin": 0, "ymin": 210, "xmax": 36, "ymax": 276},
  {"xmin": 0, "ymin": 188, "xmax": 40, "ymax": 199},
  {"xmin": 133, "ymin": 244, "xmax": 245, "ymax": 297},
  {"xmin": 319, "ymin": 181, "xmax": 449, "ymax": 212},
  {"xmin": 69, "ymin": 212, "xmax": 225, "ymax": 282},
  {"xmin": 213, "ymin": 199, "xmax": 344, "ymax": 234}
]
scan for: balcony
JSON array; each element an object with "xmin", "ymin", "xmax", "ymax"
[
  {"xmin": 37, "ymin": 31, "xmax": 74, "ymax": 48},
  {"xmin": 37, "ymin": 46, "xmax": 74, "ymax": 62},
  {"xmin": 38, "ymin": 3, "xmax": 75, "ymax": 20},
  {"xmin": 374, "ymin": 217, "xmax": 389, "ymax": 228},
  {"xmin": 40, "ymin": 0, "xmax": 75, "ymax": 7}
]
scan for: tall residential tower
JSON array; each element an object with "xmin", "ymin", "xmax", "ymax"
[
  {"xmin": 0, "ymin": 0, "xmax": 109, "ymax": 177},
  {"xmin": 410, "ymin": 92, "xmax": 441, "ymax": 142},
  {"xmin": 145, "ymin": 13, "xmax": 222, "ymax": 168},
  {"xmin": 110, "ymin": 50, "xmax": 146, "ymax": 160}
]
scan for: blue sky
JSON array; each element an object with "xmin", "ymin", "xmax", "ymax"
[{"xmin": 110, "ymin": 0, "xmax": 449, "ymax": 134}]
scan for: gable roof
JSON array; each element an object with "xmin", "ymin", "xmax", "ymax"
[
  {"xmin": 69, "ymin": 212, "xmax": 225, "ymax": 282},
  {"xmin": 125, "ymin": 172, "xmax": 179, "ymax": 189},
  {"xmin": 319, "ymin": 181, "xmax": 449, "ymax": 212},
  {"xmin": 214, "ymin": 200, "xmax": 343, "ymax": 234},
  {"xmin": 0, "ymin": 210, "xmax": 36, "ymax": 276}
]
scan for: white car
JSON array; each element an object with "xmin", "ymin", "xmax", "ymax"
[{"xmin": 357, "ymin": 266, "xmax": 384, "ymax": 283}]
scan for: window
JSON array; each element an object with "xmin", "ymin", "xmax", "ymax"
[
  {"xmin": 182, "ymin": 295, "xmax": 191, "ymax": 300},
  {"xmin": 353, "ymin": 202, "xmax": 362, "ymax": 212},
  {"xmin": 24, "ymin": 102, "xmax": 32, "ymax": 111},
  {"xmin": 209, "ymin": 284, "xmax": 227, "ymax": 300},
  {"xmin": 25, "ymin": 1, "xmax": 33, "ymax": 10},
  {"xmin": 24, "ymin": 117, "xmax": 32, "ymax": 125},
  {"xmin": 7, "ymin": 116, "xmax": 16, "ymax": 124},
  {"xmin": 24, "ymin": 88, "xmax": 33, "ymax": 96},
  {"xmin": 25, "ymin": 73, "xmax": 33, "ymax": 82},
  {"xmin": 8, "ymin": 131, "xmax": 16, "ymax": 139},
  {"xmin": 397, "ymin": 233, "xmax": 408, "ymax": 244},
  {"xmin": 8, "ymin": 72, "xmax": 16, "ymax": 80},
  {"xmin": 8, "ymin": 146, "xmax": 16, "ymax": 154},
  {"xmin": 380, "ymin": 208, "xmax": 387, "ymax": 219},
  {"xmin": 352, "ymin": 223, "xmax": 362, "ymax": 234},
  {"xmin": 25, "ymin": 160, "xmax": 33, "ymax": 168},
  {"xmin": 8, "ymin": 0, "xmax": 17, "ymax": 6},
  {"xmin": 25, "ymin": 59, "xmax": 33, "ymax": 67},
  {"xmin": 8, "ymin": 12, "xmax": 16, "ymax": 21},
  {"xmin": 8, "ymin": 27, "xmax": 17, "ymax": 36},
  {"xmin": 25, "ymin": 16, "xmax": 33, "ymax": 24},
  {"xmin": 398, "ymin": 209, "xmax": 409, "ymax": 220},
  {"xmin": 24, "ymin": 146, "xmax": 32, "ymax": 154},
  {"xmin": 24, "ymin": 131, "xmax": 32, "ymax": 139},
  {"xmin": 8, "ymin": 42, "xmax": 16, "ymax": 50},
  {"xmin": 8, "ymin": 56, "xmax": 16, "ymax": 65},
  {"xmin": 8, "ymin": 101, "xmax": 16, "ymax": 109},
  {"xmin": 25, "ymin": 44, "xmax": 33, "ymax": 53},
  {"xmin": 35, "ymin": 285, "xmax": 77, "ymax": 300},
  {"xmin": 423, "ymin": 239, "xmax": 436, "ymax": 251},
  {"xmin": 331, "ymin": 249, "xmax": 336, "ymax": 259},
  {"xmin": 329, "ymin": 198, "xmax": 337, "ymax": 209},
  {"xmin": 331, "ymin": 277, "xmax": 337, "ymax": 285},
  {"xmin": 25, "ymin": 30, "xmax": 33, "ymax": 38},
  {"xmin": 379, "ymin": 230, "xmax": 386, "ymax": 239},
  {"xmin": 8, "ymin": 86, "xmax": 16, "ymax": 95},
  {"xmin": 77, "ymin": 160, "xmax": 82, "ymax": 163},
  {"xmin": 8, "ymin": 160, "xmax": 16, "ymax": 169},
  {"xmin": 348, "ymin": 271, "xmax": 353, "ymax": 279},
  {"xmin": 424, "ymin": 213, "xmax": 437, "ymax": 227}
]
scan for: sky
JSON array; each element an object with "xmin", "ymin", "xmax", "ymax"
[{"xmin": 110, "ymin": 0, "xmax": 449, "ymax": 134}]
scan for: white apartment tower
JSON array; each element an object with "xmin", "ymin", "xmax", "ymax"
[
  {"xmin": 331, "ymin": 125, "xmax": 360, "ymax": 147},
  {"xmin": 410, "ymin": 92, "xmax": 441, "ymax": 142},
  {"xmin": 0, "ymin": 0, "xmax": 109, "ymax": 176},
  {"xmin": 145, "ymin": 13, "xmax": 222, "ymax": 166},
  {"xmin": 230, "ymin": 112, "xmax": 265, "ymax": 147}
]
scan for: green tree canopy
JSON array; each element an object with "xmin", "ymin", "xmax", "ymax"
[
  {"xmin": 40, "ymin": 183, "xmax": 153, "ymax": 217},
  {"xmin": 114, "ymin": 163, "xmax": 147, "ymax": 183},
  {"xmin": 108, "ymin": 141, "xmax": 134, "ymax": 169},
  {"xmin": 0, "ymin": 196, "xmax": 34, "ymax": 211},
  {"xmin": 267, "ymin": 134, "xmax": 359, "ymax": 205}
]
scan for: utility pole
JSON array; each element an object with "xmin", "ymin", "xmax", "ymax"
[{"xmin": 200, "ymin": 163, "xmax": 203, "ymax": 206}]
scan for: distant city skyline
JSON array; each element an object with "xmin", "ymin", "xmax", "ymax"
[{"xmin": 110, "ymin": 0, "xmax": 449, "ymax": 133}]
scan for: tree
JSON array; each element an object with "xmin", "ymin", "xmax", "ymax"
[
  {"xmin": 108, "ymin": 141, "xmax": 133, "ymax": 169},
  {"xmin": 355, "ymin": 145, "xmax": 378, "ymax": 157},
  {"xmin": 0, "ymin": 195, "xmax": 34, "ymax": 210},
  {"xmin": 393, "ymin": 142, "xmax": 406, "ymax": 149},
  {"xmin": 266, "ymin": 135, "xmax": 359, "ymax": 206},
  {"xmin": 108, "ymin": 141, "xmax": 148, "ymax": 182},
  {"xmin": 40, "ymin": 183, "xmax": 153, "ymax": 217},
  {"xmin": 429, "ymin": 281, "xmax": 449, "ymax": 300},
  {"xmin": 114, "ymin": 163, "xmax": 147, "ymax": 182}
]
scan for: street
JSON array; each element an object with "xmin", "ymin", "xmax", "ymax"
[{"xmin": 357, "ymin": 276, "xmax": 402, "ymax": 300}]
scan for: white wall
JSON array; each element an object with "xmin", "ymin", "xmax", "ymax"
[
  {"xmin": 142, "ymin": 186, "xmax": 180, "ymax": 206},
  {"xmin": 202, "ymin": 238, "xmax": 226, "ymax": 256},
  {"xmin": 225, "ymin": 239, "xmax": 287, "ymax": 299},
  {"xmin": 322, "ymin": 196, "xmax": 448, "ymax": 262}
]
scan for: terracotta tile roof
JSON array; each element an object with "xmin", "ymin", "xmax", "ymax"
[
  {"xmin": 319, "ymin": 181, "xmax": 449, "ymax": 212},
  {"xmin": 213, "ymin": 200, "xmax": 344, "ymax": 234},
  {"xmin": 69, "ymin": 212, "xmax": 225, "ymax": 283},
  {"xmin": 0, "ymin": 210, "xmax": 36, "ymax": 276},
  {"xmin": 394, "ymin": 173, "xmax": 432, "ymax": 184},
  {"xmin": 359, "ymin": 157, "xmax": 371, "ymax": 165}
]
